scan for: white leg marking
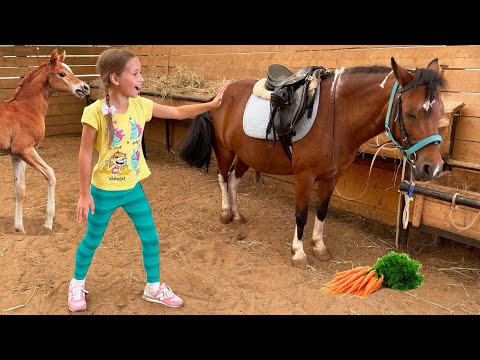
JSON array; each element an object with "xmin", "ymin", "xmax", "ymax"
[
  {"xmin": 228, "ymin": 169, "xmax": 242, "ymax": 220},
  {"xmin": 312, "ymin": 217, "xmax": 327, "ymax": 253},
  {"xmin": 291, "ymin": 226, "xmax": 307, "ymax": 265},
  {"xmin": 218, "ymin": 172, "xmax": 230, "ymax": 214},
  {"xmin": 11, "ymin": 155, "xmax": 26, "ymax": 233},
  {"xmin": 44, "ymin": 165, "xmax": 56, "ymax": 230}
]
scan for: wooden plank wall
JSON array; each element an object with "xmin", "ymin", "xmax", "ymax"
[
  {"xmin": 92, "ymin": 45, "xmax": 480, "ymax": 225},
  {"xmin": 0, "ymin": 45, "xmax": 109, "ymax": 136}
]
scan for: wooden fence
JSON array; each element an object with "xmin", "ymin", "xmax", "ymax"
[{"xmin": 3, "ymin": 45, "xmax": 478, "ymax": 227}]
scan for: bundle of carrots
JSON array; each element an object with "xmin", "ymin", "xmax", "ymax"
[{"xmin": 321, "ymin": 266, "xmax": 384, "ymax": 297}]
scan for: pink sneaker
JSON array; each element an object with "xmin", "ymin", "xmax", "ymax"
[
  {"xmin": 68, "ymin": 279, "xmax": 88, "ymax": 312},
  {"xmin": 143, "ymin": 283, "xmax": 183, "ymax": 308}
]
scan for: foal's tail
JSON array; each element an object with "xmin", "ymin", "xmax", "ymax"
[{"xmin": 178, "ymin": 112, "xmax": 214, "ymax": 170}]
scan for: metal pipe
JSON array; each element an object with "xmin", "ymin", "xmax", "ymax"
[{"xmin": 399, "ymin": 180, "xmax": 480, "ymax": 210}]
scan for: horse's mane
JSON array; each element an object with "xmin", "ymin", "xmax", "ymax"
[
  {"xmin": 5, "ymin": 60, "xmax": 49, "ymax": 102},
  {"xmin": 345, "ymin": 65, "xmax": 447, "ymax": 102}
]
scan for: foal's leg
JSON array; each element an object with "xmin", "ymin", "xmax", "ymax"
[
  {"xmin": 291, "ymin": 174, "xmax": 316, "ymax": 268},
  {"xmin": 228, "ymin": 159, "xmax": 249, "ymax": 224},
  {"xmin": 16, "ymin": 147, "xmax": 56, "ymax": 230},
  {"xmin": 311, "ymin": 178, "xmax": 335, "ymax": 261},
  {"xmin": 216, "ymin": 149, "xmax": 235, "ymax": 224},
  {"xmin": 11, "ymin": 155, "xmax": 26, "ymax": 233}
]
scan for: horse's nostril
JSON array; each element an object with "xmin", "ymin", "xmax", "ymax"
[
  {"xmin": 83, "ymin": 84, "xmax": 90, "ymax": 91},
  {"xmin": 422, "ymin": 164, "xmax": 432, "ymax": 178}
]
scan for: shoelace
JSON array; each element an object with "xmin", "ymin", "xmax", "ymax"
[
  {"xmin": 70, "ymin": 286, "xmax": 88, "ymax": 301},
  {"xmin": 157, "ymin": 285, "xmax": 175, "ymax": 299}
]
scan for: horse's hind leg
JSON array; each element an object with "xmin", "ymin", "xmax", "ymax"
[
  {"xmin": 16, "ymin": 147, "xmax": 56, "ymax": 230},
  {"xmin": 11, "ymin": 155, "xmax": 26, "ymax": 233},
  {"xmin": 311, "ymin": 178, "xmax": 335, "ymax": 261},
  {"xmin": 291, "ymin": 174, "xmax": 316, "ymax": 268},
  {"xmin": 216, "ymin": 149, "xmax": 235, "ymax": 224},
  {"xmin": 229, "ymin": 158, "xmax": 249, "ymax": 224}
]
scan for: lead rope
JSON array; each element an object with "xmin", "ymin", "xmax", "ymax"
[
  {"xmin": 401, "ymin": 159, "xmax": 414, "ymax": 229},
  {"xmin": 334, "ymin": 142, "xmax": 395, "ymax": 201},
  {"xmin": 448, "ymin": 193, "xmax": 480, "ymax": 231}
]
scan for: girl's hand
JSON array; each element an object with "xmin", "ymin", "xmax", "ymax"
[
  {"xmin": 211, "ymin": 82, "xmax": 230, "ymax": 109},
  {"xmin": 77, "ymin": 194, "xmax": 95, "ymax": 223}
]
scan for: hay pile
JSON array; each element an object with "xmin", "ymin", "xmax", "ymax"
[{"xmin": 90, "ymin": 66, "xmax": 230, "ymax": 99}]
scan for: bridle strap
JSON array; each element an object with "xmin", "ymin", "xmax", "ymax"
[{"xmin": 384, "ymin": 80, "xmax": 442, "ymax": 161}]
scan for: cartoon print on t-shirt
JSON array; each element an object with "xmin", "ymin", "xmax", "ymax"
[
  {"xmin": 112, "ymin": 126, "xmax": 125, "ymax": 146},
  {"xmin": 99, "ymin": 150, "xmax": 131, "ymax": 175},
  {"xmin": 131, "ymin": 148, "xmax": 140, "ymax": 171},
  {"xmin": 130, "ymin": 118, "xmax": 143, "ymax": 140}
]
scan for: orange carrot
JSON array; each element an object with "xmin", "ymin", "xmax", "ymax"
[
  {"xmin": 356, "ymin": 287, "xmax": 366, "ymax": 297},
  {"xmin": 360, "ymin": 274, "xmax": 378, "ymax": 297},
  {"xmin": 354, "ymin": 269, "xmax": 376, "ymax": 296},
  {"xmin": 362, "ymin": 276, "xmax": 384, "ymax": 297},
  {"xmin": 346, "ymin": 274, "xmax": 367, "ymax": 294},
  {"xmin": 333, "ymin": 267, "xmax": 370, "ymax": 294},
  {"xmin": 334, "ymin": 266, "xmax": 369, "ymax": 279}
]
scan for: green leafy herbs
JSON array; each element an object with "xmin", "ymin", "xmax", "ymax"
[{"xmin": 371, "ymin": 251, "xmax": 424, "ymax": 290}]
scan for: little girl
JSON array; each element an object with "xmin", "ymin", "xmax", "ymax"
[{"xmin": 68, "ymin": 48, "xmax": 228, "ymax": 312}]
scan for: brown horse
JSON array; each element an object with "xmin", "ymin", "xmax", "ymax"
[
  {"xmin": 180, "ymin": 58, "xmax": 446, "ymax": 268},
  {"xmin": 0, "ymin": 49, "xmax": 90, "ymax": 233}
]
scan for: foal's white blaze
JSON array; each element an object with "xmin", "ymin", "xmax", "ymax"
[
  {"xmin": 228, "ymin": 169, "xmax": 242, "ymax": 219},
  {"xmin": 379, "ymin": 70, "xmax": 394, "ymax": 89},
  {"xmin": 312, "ymin": 217, "xmax": 327, "ymax": 253},
  {"xmin": 61, "ymin": 63, "xmax": 73, "ymax": 74},
  {"xmin": 423, "ymin": 98, "xmax": 436, "ymax": 111},
  {"xmin": 218, "ymin": 172, "xmax": 230, "ymax": 213}
]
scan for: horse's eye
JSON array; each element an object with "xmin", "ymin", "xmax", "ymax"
[{"xmin": 59, "ymin": 72, "xmax": 67, "ymax": 78}]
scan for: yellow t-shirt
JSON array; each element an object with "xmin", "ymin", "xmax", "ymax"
[{"xmin": 81, "ymin": 97, "xmax": 154, "ymax": 191}]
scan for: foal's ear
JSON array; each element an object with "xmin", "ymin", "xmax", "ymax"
[
  {"xmin": 427, "ymin": 58, "xmax": 440, "ymax": 73},
  {"xmin": 50, "ymin": 49, "xmax": 59, "ymax": 65},
  {"xmin": 58, "ymin": 50, "xmax": 66, "ymax": 63},
  {"xmin": 391, "ymin": 57, "xmax": 413, "ymax": 86}
]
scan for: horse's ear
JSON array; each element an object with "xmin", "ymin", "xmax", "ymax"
[
  {"xmin": 427, "ymin": 58, "xmax": 440, "ymax": 73},
  {"xmin": 50, "ymin": 49, "xmax": 59, "ymax": 66},
  {"xmin": 58, "ymin": 50, "xmax": 66, "ymax": 63},
  {"xmin": 391, "ymin": 57, "xmax": 413, "ymax": 86}
]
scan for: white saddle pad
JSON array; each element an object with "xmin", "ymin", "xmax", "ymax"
[{"xmin": 243, "ymin": 82, "xmax": 321, "ymax": 142}]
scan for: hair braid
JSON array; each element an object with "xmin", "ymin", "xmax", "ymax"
[{"xmin": 104, "ymin": 80, "xmax": 113, "ymax": 145}]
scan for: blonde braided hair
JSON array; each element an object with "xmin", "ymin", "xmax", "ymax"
[{"xmin": 96, "ymin": 48, "xmax": 136, "ymax": 144}]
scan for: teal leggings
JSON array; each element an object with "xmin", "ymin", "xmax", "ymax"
[{"xmin": 73, "ymin": 182, "xmax": 160, "ymax": 283}]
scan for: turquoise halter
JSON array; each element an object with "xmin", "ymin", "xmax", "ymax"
[{"xmin": 385, "ymin": 81, "xmax": 442, "ymax": 162}]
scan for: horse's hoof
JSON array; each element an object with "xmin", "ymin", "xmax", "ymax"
[
  {"xmin": 220, "ymin": 211, "xmax": 233, "ymax": 224},
  {"xmin": 313, "ymin": 247, "xmax": 331, "ymax": 261},
  {"xmin": 14, "ymin": 226, "xmax": 25, "ymax": 234},
  {"xmin": 232, "ymin": 213, "xmax": 246, "ymax": 224},
  {"xmin": 44, "ymin": 225, "xmax": 53, "ymax": 231},
  {"xmin": 291, "ymin": 253, "xmax": 308, "ymax": 269}
]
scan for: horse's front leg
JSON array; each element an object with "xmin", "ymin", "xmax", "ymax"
[
  {"xmin": 11, "ymin": 155, "xmax": 26, "ymax": 233},
  {"xmin": 291, "ymin": 174, "xmax": 315, "ymax": 268},
  {"xmin": 16, "ymin": 147, "xmax": 56, "ymax": 231},
  {"xmin": 311, "ymin": 178, "xmax": 335, "ymax": 261}
]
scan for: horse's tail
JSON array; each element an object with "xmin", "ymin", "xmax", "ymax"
[{"xmin": 178, "ymin": 112, "xmax": 214, "ymax": 170}]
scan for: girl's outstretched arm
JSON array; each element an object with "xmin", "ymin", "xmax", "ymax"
[{"xmin": 152, "ymin": 82, "xmax": 229, "ymax": 120}]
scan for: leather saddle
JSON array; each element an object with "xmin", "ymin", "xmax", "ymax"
[{"xmin": 264, "ymin": 64, "xmax": 326, "ymax": 161}]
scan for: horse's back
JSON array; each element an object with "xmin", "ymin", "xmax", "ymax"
[{"xmin": 212, "ymin": 79, "xmax": 294, "ymax": 174}]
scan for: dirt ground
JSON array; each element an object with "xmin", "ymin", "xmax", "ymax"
[{"xmin": 1, "ymin": 136, "xmax": 480, "ymax": 315}]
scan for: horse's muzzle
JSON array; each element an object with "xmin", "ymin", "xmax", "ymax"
[
  {"xmin": 75, "ymin": 83, "xmax": 90, "ymax": 98},
  {"xmin": 416, "ymin": 160, "xmax": 443, "ymax": 181}
]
